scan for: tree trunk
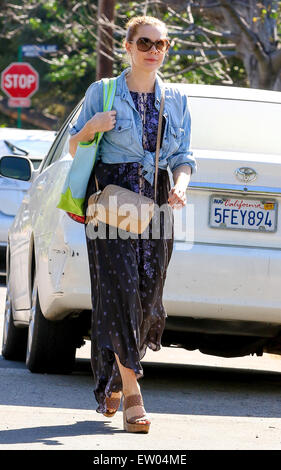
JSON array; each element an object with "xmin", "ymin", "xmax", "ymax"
[{"xmin": 96, "ymin": 0, "xmax": 116, "ymax": 80}]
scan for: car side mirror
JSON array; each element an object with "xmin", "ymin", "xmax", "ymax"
[{"xmin": 0, "ymin": 155, "xmax": 32, "ymax": 181}]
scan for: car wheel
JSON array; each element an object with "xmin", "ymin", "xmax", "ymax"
[
  {"xmin": 26, "ymin": 271, "xmax": 77, "ymax": 374},
  {"xmin": 2, "ymin": 273, "xmax": 28, "ymax": 361}
]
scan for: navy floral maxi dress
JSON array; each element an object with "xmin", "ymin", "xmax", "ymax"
[{"xmin": 84, "ymin": 91, "xmax": 174, "ymax": 413}]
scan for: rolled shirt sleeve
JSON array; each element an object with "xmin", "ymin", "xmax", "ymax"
[
  {"xmin": 68, "ymin": 81, "xmax": 101, "ymax": 136},
  {"xmin": 167, "ymin": 93, "xmax": 197, "ymax": 175}
]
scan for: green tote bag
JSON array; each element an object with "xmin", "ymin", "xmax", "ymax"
[{"xmin": 56, "ymin": 77, "xmax": 117, "ymax": 222}]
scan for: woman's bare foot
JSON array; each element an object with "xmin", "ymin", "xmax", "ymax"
[
  {"xmin": 123, "ymin": 393, "xmax": 150, "ymax": 425},
  {"xmin": 113, "ymin": 353, "xmax": 150, "ymax": 426}
]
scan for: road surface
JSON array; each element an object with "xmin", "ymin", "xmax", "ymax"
[{"xmin": 0, "ymin": 278, "xmax": 281, "ymax": 451}]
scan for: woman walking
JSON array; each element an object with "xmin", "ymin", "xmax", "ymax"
[{"xmin": 69, "ymin": 15, "xmax": 196, "ymax": 433}]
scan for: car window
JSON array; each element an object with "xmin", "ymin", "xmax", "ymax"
[
  {"xmin": 46, "ymin": 125, "xmax": 70, "ymax": 166},
  {"xmin": 30, "ymin": 159, "xmax": 42, "ymax": 170},
  {"xmin": 41, "ymin": 101, "xmax": 82, "ymax": 170},
  {"xmin": 39, "ymin": 125, "xmax": 67, "ymax": 171},
  {"xmin": 189, "ymin": 96, "xmax": 281, "ymax": 156},
  {"xmin": 58, "ymin": 130, "xmax": 75, "ymax": 162}
]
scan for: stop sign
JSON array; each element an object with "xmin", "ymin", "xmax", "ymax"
[{"xmin": 1, "ymin": 62, "xmax": 39, "ymax": 99}]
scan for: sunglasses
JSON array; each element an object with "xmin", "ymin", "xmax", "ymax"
[{"xmin": 129, "ymin": 37, "xmax": 170, "ymax": 53}]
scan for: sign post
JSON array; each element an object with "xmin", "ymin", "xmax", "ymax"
[{"xmin": 18, "ymin": 45, "xmax": 22, "ymax": 128}]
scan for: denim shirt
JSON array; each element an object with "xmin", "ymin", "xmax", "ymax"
[{"xmin": 69, "ymin": 68, "xmax": 197, "ymax": 185}]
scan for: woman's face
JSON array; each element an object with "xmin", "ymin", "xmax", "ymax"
[{"xmin": 125, "ymin": 24, "xmax": 168, "ymax": 73}]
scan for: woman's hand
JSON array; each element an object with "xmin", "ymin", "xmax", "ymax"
[
  {"xmin": 168, "ymin": 185, "xmax": 187, "ymax": 209},
  {"xmin": 69, "ymin": 111, "xmax": 117, "ymax": 157},
  {"xmin": 168, "ymin": 165, "xmax": 191, "ymax": 209},
  {"xmin": 86, "ymin": 110, "xmax": 117, "ymax": 135}
]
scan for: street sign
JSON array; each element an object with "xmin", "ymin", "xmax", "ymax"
[
  {"xmin": 1, "ymin": 62, "xmax": 39, "ymax": 99},
  {"xmin": 22, "ymin": 44, "xmax": 58, "ymax": 57},
  {"xmin": 8, "ymin": 98, "xmax": 31, "ymax": 108}
]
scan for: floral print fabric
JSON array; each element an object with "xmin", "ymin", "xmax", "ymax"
[
  {"xmin": 130, "ymin": 91, "xmax": 160, "ymax": 151},
  {"xmin": 84, "ymin": 92, "xmax": 174, "ymax": 413}
]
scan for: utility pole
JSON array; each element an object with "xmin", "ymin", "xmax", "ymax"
[{"xmin": 97, "ymin": 0, "xmax": 115, "ymax": 80}]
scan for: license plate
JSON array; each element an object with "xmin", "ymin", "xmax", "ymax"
[{"xmin": 209, "ymin": 195, "xmax": 278, "ymax": 232}]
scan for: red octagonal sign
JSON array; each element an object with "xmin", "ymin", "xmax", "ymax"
[{"xmin": 1, "ymin": 62, "xmax": 39, "ymax": 99}]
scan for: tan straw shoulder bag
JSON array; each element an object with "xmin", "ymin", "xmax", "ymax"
[{"xmin": 85, "ymin": 88, "xmax": 165, "ymax": 234}]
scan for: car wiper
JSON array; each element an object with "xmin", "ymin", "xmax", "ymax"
[{"xmin": 4, "ymin": 140, "xmax": 29, "ymax": 156}]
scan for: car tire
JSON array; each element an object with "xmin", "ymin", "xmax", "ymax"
[
  {"xmin": 2, "ymin": 274, "xmax": 28, "ymax": 361},
  {"xmin": 26, "ymin": 271, "xmax": 77, "ymax": 374}
]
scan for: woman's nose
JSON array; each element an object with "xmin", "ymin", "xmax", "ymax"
[{"xmin": 149, "ymin": 44, "xmax": 158, "ymax": 53}]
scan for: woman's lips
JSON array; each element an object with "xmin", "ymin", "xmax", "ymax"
[{"xmin": 145, "ymin": 58, "xmax": 158, "ymax": 62}]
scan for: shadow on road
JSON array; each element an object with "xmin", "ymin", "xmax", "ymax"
[
  {"xmin": 0, "ymin": 420, "xmax": 123, "ymax": 446},
  {"xmin": 142, "ymin": 361, "xmax": 281, "ymax": 418},
  {"xmin": 1, "ymin": 354, "xmax": 281, "ymax": 421}
]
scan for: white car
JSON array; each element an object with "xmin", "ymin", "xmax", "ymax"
[
  {"xmin": 0, "ymin": 128, "xmax": 56, "ymax": 275},
  {"xmin": 1, "ymin": 85, "xmax": 281, "ymax": 374}
]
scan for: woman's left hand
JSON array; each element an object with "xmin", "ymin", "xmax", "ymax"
[{"xmin": 168, "ymin": 185, "xmax": 187, "ymax": 209}]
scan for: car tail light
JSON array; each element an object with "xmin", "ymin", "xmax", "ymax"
[{"xmin": 66, "ymin": 212, "xmax": 85, "ymax": 224}]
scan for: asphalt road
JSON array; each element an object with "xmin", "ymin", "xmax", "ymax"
[{"xmin": 0, "ymin": 276, "xmax": 281, "ymax": 452}]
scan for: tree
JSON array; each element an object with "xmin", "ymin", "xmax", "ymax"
[
  {"xmin": 97, "ymin": 0, "xmax": 116, "ymax": 79},
  {"xmin": 0, "ymin": 0, "xmax": 100, "ymax": 129},
  {"xmin": 162, "ymin": 0, "xmax": 281, "ymax": 90},
  {"xmin": 114, "ymin": 1, "xmax": 281, "ymax": 90},
  {"xmin": 0, "ymin": 0, "xmax": 280, "ymax": 130}
]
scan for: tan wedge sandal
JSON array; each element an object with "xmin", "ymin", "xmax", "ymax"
[
  {"xmin": 103, "ymin": 392, "xmax": 122, "ymax": 418},
  {"xmin": 122, "ymin": 394, "xmax": 151, "ymax": 433}
]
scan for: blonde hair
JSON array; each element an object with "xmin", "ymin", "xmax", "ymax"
[{"xmin": 122, "ymin": 15, "xmax": 168, "ymax": 48}]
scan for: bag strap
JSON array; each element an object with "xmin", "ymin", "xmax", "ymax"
[
  {"xmin": 94, "ymin": 77, "xmax": 116, "ymax": 191},
  {"xmin": 154, "ymin": 87, "xmax": 165, "ymax": 202}
]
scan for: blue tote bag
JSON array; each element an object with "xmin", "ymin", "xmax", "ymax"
[{"xmin": 56, "ymin": 77, "xmax": 117, "ymax": 221}]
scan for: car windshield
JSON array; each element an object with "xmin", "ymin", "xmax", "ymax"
[
  {"xmin": 5, "ymin": 139, "xmax": 53, "ymax": 157},
  {"xmin": 1, "ymin": 138, "xmax": 54, "ymax": 169}
]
